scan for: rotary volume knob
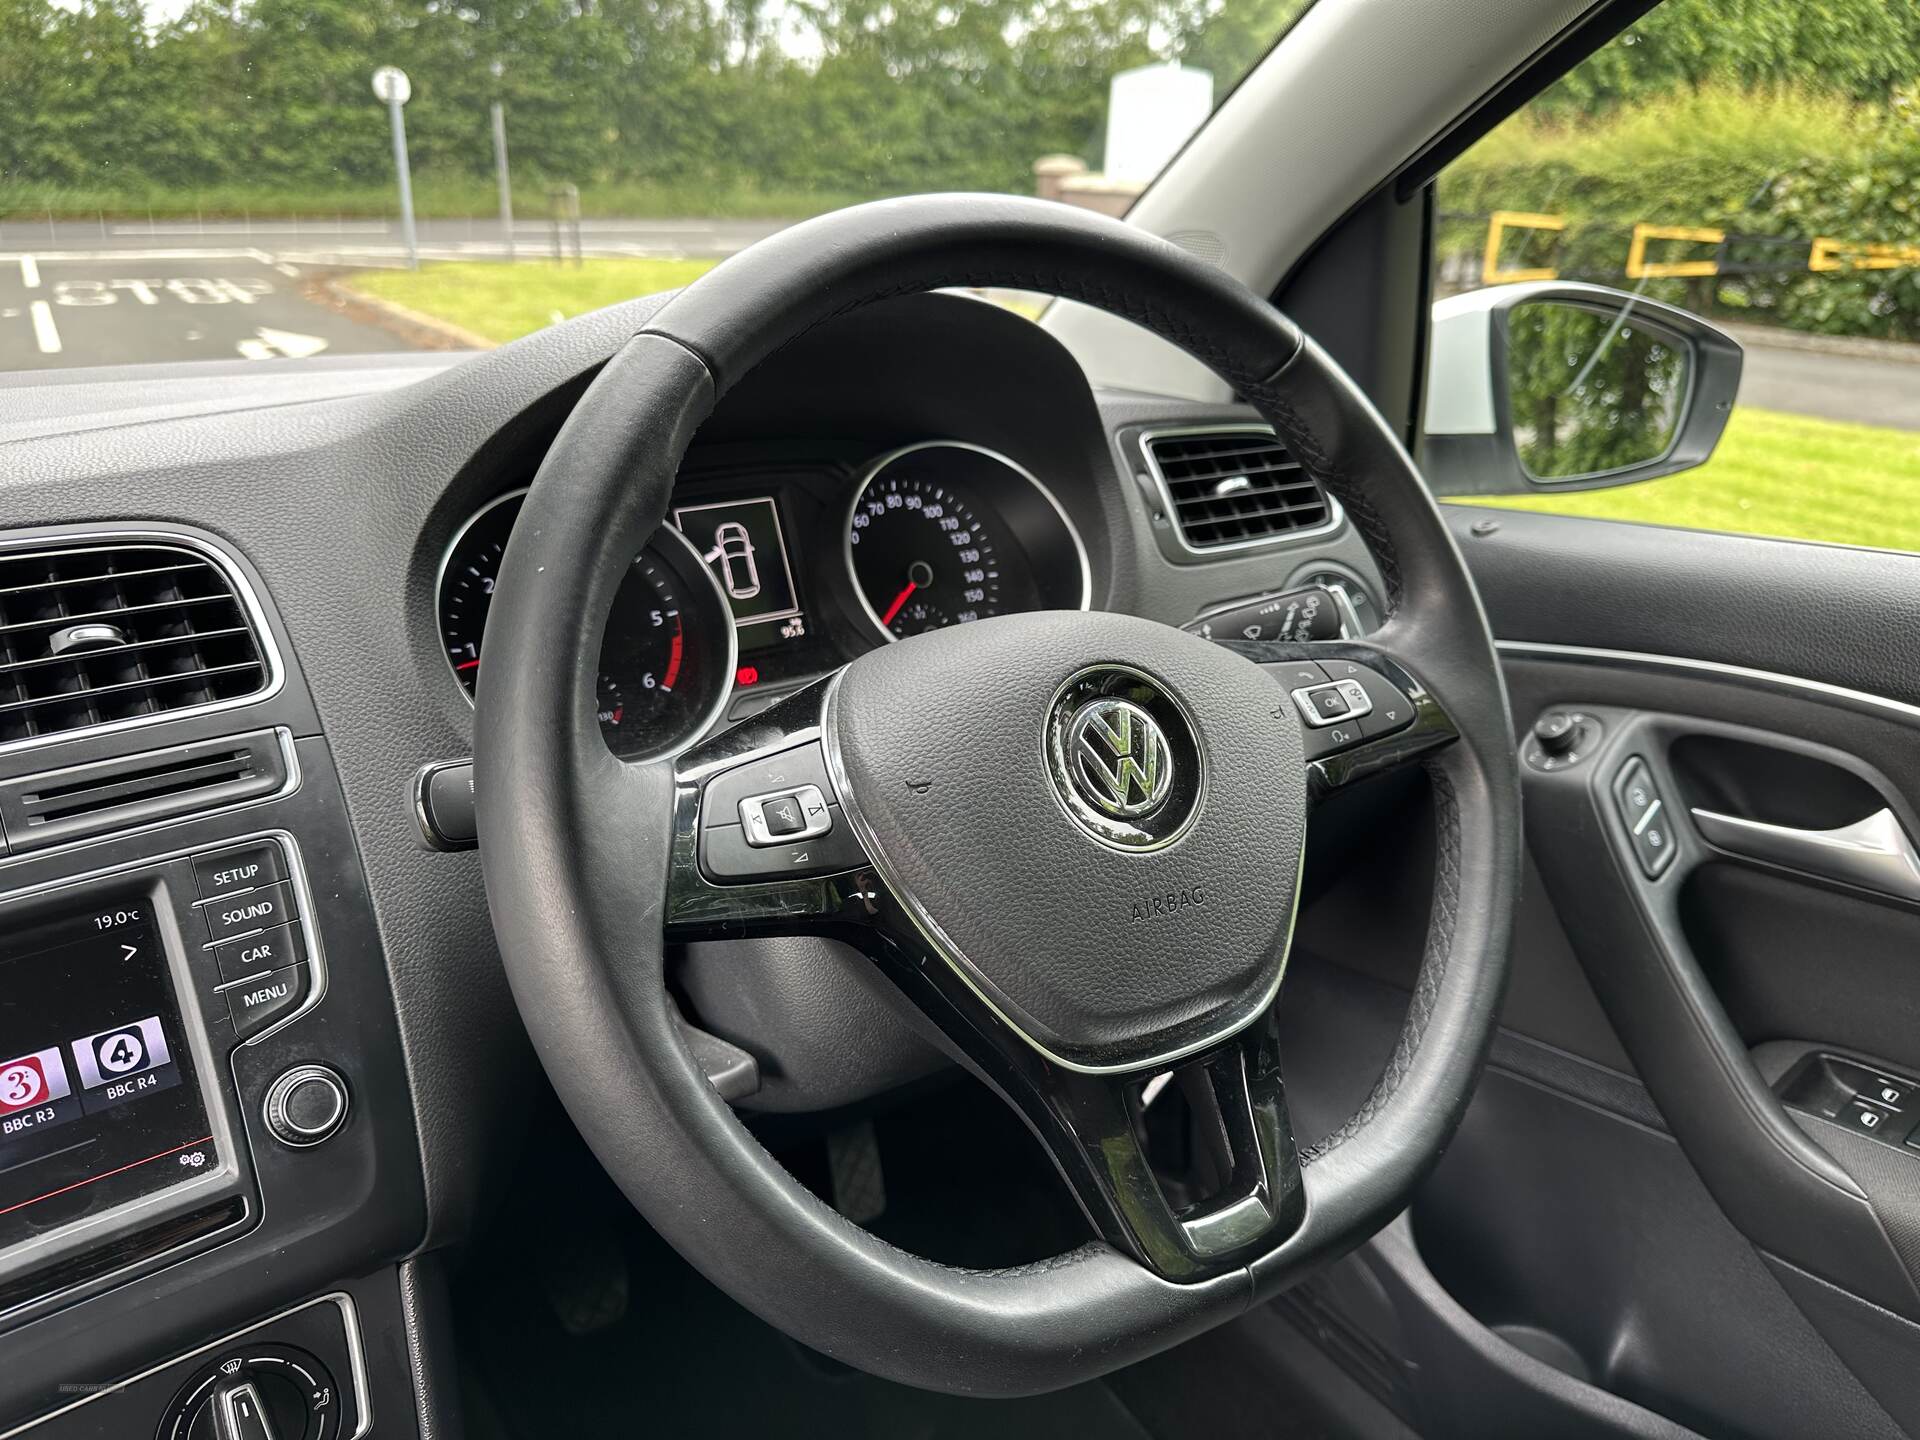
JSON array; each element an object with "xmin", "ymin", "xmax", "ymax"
[{"xmin": 262, "ymin": 1065, "xmax": 349, "ymax": 1148}]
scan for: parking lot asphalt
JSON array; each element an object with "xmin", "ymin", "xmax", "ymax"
[{"xmin": 0, "ymin": 252, "xmax": 426, "ymax": 371}]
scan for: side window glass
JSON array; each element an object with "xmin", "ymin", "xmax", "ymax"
[{"xmin": 1423, "ymin": 1, "xmax": 1920, "ymax": 551}]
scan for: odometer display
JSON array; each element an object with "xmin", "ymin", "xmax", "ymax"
[
  {"xmin": 438, "ymin": 491, "xmax": 733, "ymax": 759},
  {"xmin": 846, "ymin": 442, "xmax": 1088, "ymax": 643}
]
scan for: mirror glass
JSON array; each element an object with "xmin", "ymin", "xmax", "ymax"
[{"xmin": 1506, "ymin": 300, "xmax": 1691, "ymax": 480}]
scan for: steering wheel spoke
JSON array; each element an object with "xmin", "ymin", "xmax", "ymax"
[
  {"xmin": 1220, "ymin": 636, "xmax": 1460, "ymax": 799},
  {"xmin": 999, "ymin": 1008, "xmax": 1304, "ymax": 1280},
  {"xmin": 663, "ymin": 675, "xmax": 884, "ymax": 937}
]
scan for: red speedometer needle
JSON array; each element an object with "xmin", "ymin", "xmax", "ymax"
[{"xmin": 880, "ymin": 581, "xmax": 917, "ymax": 626}]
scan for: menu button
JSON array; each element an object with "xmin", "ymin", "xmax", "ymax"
[{"xmin": 227, "ymin": 963, "xmax": 311, "ymax": 1039}]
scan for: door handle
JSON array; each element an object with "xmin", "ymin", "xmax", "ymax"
[{"xmin": 1690, "ymin": 805, "xmax": 1920, "ymax": 903}]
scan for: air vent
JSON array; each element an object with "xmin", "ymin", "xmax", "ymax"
[
  {"xmin": 0, "ymin": 730, "xmax": 288, "ymax": 854},
  {"xmin": 0, "ymin": 542, "xmax": 269, "ymax": 747},
  {"xmin": 1142, "ymin": 428, "xmax": 1336, "ymax": 552}
]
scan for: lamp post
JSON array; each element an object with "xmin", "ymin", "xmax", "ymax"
[
  {"xmin": 371, "ymin": 66, "xmax": 419, "ymax": 270},
  {"xmin": 490, "ymin": 60, "xmax": 514, "ymax": 259}
]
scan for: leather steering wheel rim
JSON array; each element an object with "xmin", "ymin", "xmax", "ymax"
[{"xmin": 474, "ymin": 194, "xmax": 1521, "ymax": 1397}]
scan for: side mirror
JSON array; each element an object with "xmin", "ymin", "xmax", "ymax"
[{"xmin": 1420, "ymin": 282, "xmax": 1743, "ymax": 496}]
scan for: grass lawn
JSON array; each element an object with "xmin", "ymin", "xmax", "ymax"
[
  {"xmin": 349, "ymin": 257, "xmax": 720, "ymax": 344},
  {"xmin": 348, "ymin": 256, "xmax": 1047, "ymax": 343},
  {"xmin": 1452, "ymin": 405, "xmax": 1920, "ymax": 551}
]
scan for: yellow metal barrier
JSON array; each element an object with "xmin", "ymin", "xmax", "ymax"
[
  {"xmin": 1473, "ymin": 215, "xmax": 1920, "ymax": 283},
  {"xmin": 1481, "ymin": 211, "xmax": 1565, "ymax": 286},
  {"xmin": 1625, "ymin": 224, "xmax": 1724, "ymax": 279},
  {"xmin": 1810, "ymin": 237, "xmax": 1920, "ymax": 272}
]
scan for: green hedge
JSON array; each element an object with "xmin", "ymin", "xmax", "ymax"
[{"xmin": 1441, "ymin": 86, "xmax": 1920, "ymax": 339}]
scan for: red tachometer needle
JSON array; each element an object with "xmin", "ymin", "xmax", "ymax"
[
  {"xmin": 880, "ymin": 581, "xmax": 917, "ymax": 626},
  {"xmin": 456, "ymin": 659, "xmax": 480, "ymax": 672}
]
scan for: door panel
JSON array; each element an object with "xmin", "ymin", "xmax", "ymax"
[
  {"xmin": 1468, "ymin": 508, "xmax": 1920, "ymax": 1435},
  {"xmin": 1279, "ymin": 507, "xmax": 1920, "ymax": 1438}
]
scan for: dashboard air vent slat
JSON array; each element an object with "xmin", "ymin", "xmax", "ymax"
[
  {"xmin": 1143, "ymin": 429, "xmax": 1335, "ymax": 551},
  {"xmin": 0, "ymin": 543, "xmax": 269, "ymax": 746}
]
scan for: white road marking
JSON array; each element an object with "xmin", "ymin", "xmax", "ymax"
[
  {"xmin": 19, "ymin": 256, "xmax": 38, "ymax": 288},
  {"xmin": 238, "ymin": 327, "xmax": 329, "ymax": 360},
  {"xmin": 274, "ymin": 263, "xmax": 299, "ymax": 278},
  {"xmin": 29, "ymin": 300, "xmax": 61, "ymax": 353}
]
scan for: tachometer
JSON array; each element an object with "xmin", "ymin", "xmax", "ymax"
[
  {"xmin": 844, "ymin": 442, "xmax": 1090, "ymax": 643},
  {"xmin": 438, "ymin": 491, "xmax": 734, "ymax": 759}
]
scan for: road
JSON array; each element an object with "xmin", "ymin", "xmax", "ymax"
[
  {"xmin": 0, "ymin": 252, "xmax": 420, "ymax": 371},
  {"xmin": 1728, "ymin": 329, "xmax": 1920, "ymax": 433},
  {"xmin": 0, "ymin": 217, "xmax": 795, "ymax": 372}
]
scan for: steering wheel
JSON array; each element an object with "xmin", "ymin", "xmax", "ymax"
[{"xmin": 474, "ymin": 195, "xmax": 1521, "ymax": 1396}]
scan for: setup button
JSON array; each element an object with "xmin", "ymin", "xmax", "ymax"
[
  {"xmin": 192, "ymin": 842, "xmax": 287, "ymax": 901},
  {"xmin": 226, "ymin": 964, "xmax": 311, "ymax": 1039}
]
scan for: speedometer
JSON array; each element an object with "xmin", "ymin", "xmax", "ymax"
[
  {"xmin": 844, "ymin": 442, "xmax": 1091, "ymax": 643},
  {"xmin": 438, "ymin": 490, "xmax": 734, "ymax": 760}
]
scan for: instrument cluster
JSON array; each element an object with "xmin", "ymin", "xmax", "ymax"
[{"xmin": 436, "ymin": 440, "xmax": 1092, "ymax": 760}]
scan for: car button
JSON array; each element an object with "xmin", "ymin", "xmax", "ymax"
[
  {"xmin": 226, "ymin": 963, "xmax": 311, "ymax": 1038},
  {"xmin": 215, "ymin": 923, "xmax": 308, "ymax": 984},
  {"xmin": 193, "ymin": 843, "xmax": 287, "ymax": 901},
  {"xmin": 201, "ymin": 880, "xmax": 299, "ymax": 945}
]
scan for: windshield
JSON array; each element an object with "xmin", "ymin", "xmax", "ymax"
[{"xmin": 0, "ymin": 0, "xmax": 1308, "ymax": 374}]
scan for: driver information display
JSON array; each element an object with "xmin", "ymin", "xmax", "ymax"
[{"xmin": 0, "ymin": 895, "xmax": 216, "ymax": 1252}]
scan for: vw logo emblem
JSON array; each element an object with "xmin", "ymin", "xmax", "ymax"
[
  {"xmin": 1046, "ymin": 667, "xmax": 1202, "ymax": 851},
  {"xmin": 1068, "ymin": 699, "xmax": 1174, "ymax": 818}
]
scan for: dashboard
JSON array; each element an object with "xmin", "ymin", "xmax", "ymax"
[{"xmin": 0, "ymin": 286, "xmax": 1390, "ymax": 1436}]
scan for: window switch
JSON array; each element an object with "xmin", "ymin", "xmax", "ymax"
[
  {"xmin": 1841, "ymin": 1100, "xmax": 1899, "ymax": 1138},
  {"xmin": 1867, "ymin": 1076, "xmax": 1912, "ymax": 1110}
]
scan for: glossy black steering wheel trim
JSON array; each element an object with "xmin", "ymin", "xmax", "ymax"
[{"xmin": 473, "ymin": 195, "xmax": 1522, "ymax": 1395}]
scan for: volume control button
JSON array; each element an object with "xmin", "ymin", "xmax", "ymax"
[{"xmin": 262, "ymin": 1064, "xmax": 349, "ymax": 1148}]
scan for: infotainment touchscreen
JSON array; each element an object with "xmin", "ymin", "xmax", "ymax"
[{"xmin": 0, "ymin": 893, "xmax": 217, "ymax": 1254}]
